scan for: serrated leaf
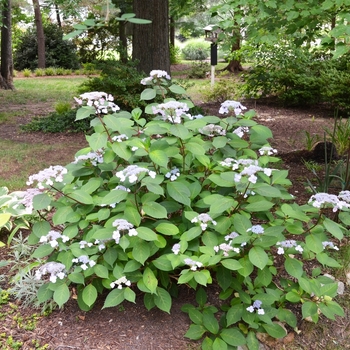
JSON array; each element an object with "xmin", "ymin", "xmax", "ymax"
[
  {"xmin": 124, "ymin": 287, "xmax": 136, "ymax": 303},
  {"xmin": 37, "ymin": 283, "xmax": 53, "ymax": 303},
  {"xmin": 53, "ymin": 283, "xmax": 70, "ymax": 307},
  {"xmin": 154, "ymin": 287, "xmax": 171, "ymax": 313},
  {"xmin": 213, "ymin": 337, "xmax": 228, "ymax": 350},
  {"xmin": 69, "ymin": 190, "xmax": 94, "ymax": 205},
  {"xmin": 136, "ymin": 226, "xmax": 158, "ymax": 241},
  {"xmin": 221, "ymin": 259, "xmax": 243, "ymax": 271},
  {"xmin": 220, "ymin": 328, "xmax": 246, "ymax": 346},
  {"xmin": 249, "ymin": 246, "xmax": 269, "ymax": 270},
  {"xmin": 285, "ymin": 256, "xmax": 303, "ymax": 278},
  {"xmin": 82, "ymin": 284, "xmax": 97, "ymax": 307},
  {"xmin": 226, "ymin": 304, "xmax": 243, "ymax": 326},
  {"xmin": 143, "ymin": 267, "xmax": 158, "ymax": 294},
  {"xmin": 323, "ymin": 218, "xmax": 344, "ymax": 240},
  {"xmin": 167, "ymin": 181, "xmax": 191, "ymax": 206},
  {"xmin": 203, "ymin": 309, "xmax": 219, "ymax": 334},
  {"xmin": 262, "ymin": 322, "xmax": 287, "ymax": 338},
  {"xmin": 76, "ymin": 106, "xmax": 95, "ymax": 120},
  {"xmin": 86, "ymin": 132, "xmax": 108, "ymax": 151},
  {"xmin": 94, "ymin": 264, "xmax": 109, "ymax": 279},
  {"xmin": 103, "ymin": 288, "xmax": 125, "ymax": 309},
  {"xmin": 155, "ymin": 222, "xmax": 179, "ymax": 235},
  {"xmin": 132, "ymin": 240, "xmax": 151, "ymax": 265},
  {"xmin": 302, "ymin": 301, "xmax": 318, "ymax": 319},
  {"xmin": 184, "ymin": 324, "xmax": 206, "ymax": 340},
  {"xmin": 31, "ymin": 244, "xmax": 54, "ymax": 259},
  {"xmin": 142, "ymin": 201, "xmax": 167, "ymax": 219},
  {"xmin": 140, "ymin": 88, "xmax": 156, "ymax": 100},
  {"xmin": 32, "ymin": 193, "xmax": 51, "ymax": 210}
]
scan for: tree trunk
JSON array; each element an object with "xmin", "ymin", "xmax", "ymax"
[
  {"xmin": 33, "ymin": 0, "xmax": 45, "ymax": 68},
  {"xmin": 55, "ymin": 3, "xmax": 62, "ymax": 28},
  {"xmin": 119, "ymin": 19, "xmax": 128, "ymax": 63},
  {"xmin": 169, "ymin": 16, "xmax": 175, "ymax": 47},
  {"xmin": 0, "ymin": 0, "xmax": 14, "ymax": 90},
  {"xmin": 220, "ymin": 30, "xmax": 243, "ymax": 73},
  {"xmin": 132, "ymin": 0, "xmax": 170, "ymax": 74}
]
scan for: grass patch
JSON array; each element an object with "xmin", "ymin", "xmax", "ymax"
[
  {"xmin": 0, "ymin": 139, "xmax": 83, "ymax": 190},
  {"xmin": 0, "ymin": 77, "xmax": 87, "ymax": 107}
]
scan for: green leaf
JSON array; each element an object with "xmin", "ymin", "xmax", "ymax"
[
  {"xmin": 167, "ymin": 182, "xmax": 191, "ymax": 206},
  {"xmin": 124, "ymin": 287, "xmax": 136, "ymax": 303},
  {"xmin": 136, "ymin": 226, "xmax": 158, "ymax": 241},
  {"xmin": 262, "ymin": 322, "xmax": 287, "ymax": 339},
  {"xmin": 103, "ymin": 288, "xmax": 125, "ymax": 309},
  {"xmin": 154, "ymin": 287, "xmax": 171, "ymax": 313},
  {"xmin": 81, "ymin": 178, "xmax": 102, "ymax": 194},
  {"xmin": 37, "ymin": 283, "xmax": 53, "ymax": 303},
  {"xmin": 216, "ymin": 266, "xmax": 233, "ymax": 291},
  {"xmin": 316, "ymin": 252, "xmax": 341, "ymax": 267},
  {"xmin": 189, "ymin": 308, "xmax": 203, "ymax": 324},
  {"xmin": 169, "ymin": 84, "xmax": 186, "ymax": 94},
  {"xmin": 253, "ymin": 184, "xmax": 281, "ymax": 198},
  {"xmin": 76, "ymin": 106, "xmax": 95, "ymax": 120},
  {"xmin": 194, "ymin": 271, "xmax": 209, "ymax": 286},
  {"xmin": 68, "ymin": 272, "xmax": 85, "ymax": 284},
  {"xmin": 149, "ymin": 150, "xmax": 168, "ymax": 167},
  {"xmin": 143, "ymin": 267, "xmax": 158, "ymax": 294},
  {"xmin": 132, "ymin": 240, "xmax": 151, "ymax": 265},
  {"xmin": 69, "ymin": 190, "xmax": 94, "ymax": 205},
  {"xmin": 86, "ymin": 132, "xmax": 108, "ymax": 151},
  {"xmin": 33, "ymin": 193, "xmax": 51, "ymax": 210},
  {"xmin": 245, "ymin": 200, "xmax": 274, "ymax": 212},
  {"xmin": 155, "ymin": 222, "xmax": 179, "ymax": 235},
  {"xmin": 53, "ymin": 283, "xmax": 70, "ymax": 307},
  {"xmin": 184, "ymin": 324, "xmax": 206, "ymax": 340},
  {"xmin": 128, "ymin": 17, "xmax": 152, "ymax": 24},
  {"xmin": 94, "ymin": 264, "xmax": 109, "ymax": 279},
  {"xmin": 221, "ymin": 259, "xmax": 243, "ymax": 271},
  {"xmin": 226, "ymin": 304, "xmax": 244, "ymax": 326},
  {"xmin": 202, "ymin": 309, "xmax": 219, "ymax": 334},
  {"xmin": 233, "ymin": 214, "xmax": 251, "ymax": 234},
  {"xmin": 302, "ymin": 301, "xmax": 318, "ymax": 319},
  {"xmin": 82, "ymin": 284, "xmax": 98, "ymax": 307},
  {"xmin": 213, "ymin": 337, "xmax": 228, "ymax": 350},
  {"xmin": 169, "ymin": 124, "xmax": 190, "ymax": 139},
  {"xmin": 142, "ymin": 201, "xmax": 167, "ymax": 219},
  {"xmin": 220, "ymin": 328, "xmax": 246, "ymax": 346},
  {"xmin": 31, "ymin": 244, "xmax": 54, "ymax": 259},
  {"xmin": 323, "ymin": 218, "xmax": 344, "ymax": 240},
  {"xmin": 249, "ymin": 246, "xmax": 269, "ymax": 270},
  {"xmin": 285, "ymin": 256, "xmax": 303, "ymax": 278},
  {"xmin": 246, "ymin": 331, "xmax": 260, "ymax": 350},
  {"xmin": 305, "ymin": 234, "xmax": 324, "ymax": 253},
  {"xmin": 140, "ymin": 88, "xmax": 156, "ymax": 100},
  {"xmin": 277, "ymin": 308, "xmax": 297, "ymax": 328}
]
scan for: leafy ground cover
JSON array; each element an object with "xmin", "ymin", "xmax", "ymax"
[{"xmin": 1, "ymin": 69, "xmax": 350, "ymax": 350}]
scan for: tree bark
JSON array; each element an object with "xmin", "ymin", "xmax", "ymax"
[
  {"xmin": 0, "ymin": 0, "xmax": 14, "ymax": 90},
  {"xmin": 220, "ymin": 29, "xmax": 243, "ymax": 73},
  {"xmin": 33, "ymin": 0, "xmax": 45, "ymax": 68},
  {"xmin": 132, "ymin": 0, "xmax": 170, "ymax": 74}
]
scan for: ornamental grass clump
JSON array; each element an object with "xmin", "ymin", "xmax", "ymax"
[{"xmin": 2, "ymin": 69, "xmax": 350, "ymax": 349}]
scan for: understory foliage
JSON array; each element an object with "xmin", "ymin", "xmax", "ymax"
[
  {"xmin": 240, "ymin": 42, "xmax": 350, "ymax": 113},
  {"xmin": 14, "ymin": 23, "xmax": 80, "ymax": 71},
  {"xmin": 1, "ymin": 71, "xmax": 350, "ymax": 349}
]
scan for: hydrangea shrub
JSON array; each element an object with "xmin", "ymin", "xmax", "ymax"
[{"xmin": 6, "ymin": 70, "xmax": 349, "ymax": 349}]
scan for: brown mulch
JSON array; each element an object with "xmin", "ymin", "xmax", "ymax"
[{"xmin": 1, "ymin": 72, "xmax": 349, "ymax": 350}]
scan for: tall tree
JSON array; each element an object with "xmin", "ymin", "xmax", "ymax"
[
  {"xmin": 0, "ymin": 0, "xmax": 14, "ymax": 89},
  {"xmin": 132, "ymin": 0, "xmax": 170, "ymax": 74},
  {"xmin": 33, "ymin": 0, "xmax": 45, "ymax": 68}
]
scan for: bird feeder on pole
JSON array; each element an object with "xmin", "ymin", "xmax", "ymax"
[{"xmin": 204, "ymin": 24, "xmax": 222, "ymax": 88}]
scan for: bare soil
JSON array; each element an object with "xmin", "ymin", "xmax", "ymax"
[{"xmin": 1, "ymin": 71, "xmax": 349, "ymax": 350}]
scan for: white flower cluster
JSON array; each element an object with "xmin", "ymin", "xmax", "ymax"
[
  {"xmin": 309, "ymin": 192, "xmax": 350, "ymax": 212},
  {"xmin": 246, "ymin": 300, "xmax": 265, "ymax": 315},
  {"xmin": 110, "ymin": 276, "xmax": 131, "ymax": 289},
  {"xmin": 322, "ymin": 241, "xmax": 339, "ymax": 250},
  {"xmin": 141, "ymin": 70, "xmax": 171, "ymax": 85},
  {"xmin": 73, "ymin": 149, "xmax": 104, "ymax": 166},
  {"xmin": 72, "ymin": 255, "xmax": 96, "ymax": 270},
  {"xmin": 191, "ymin": 213, "xmax": 217, "ymax": 231},
  {"xmin": 219, "ymin": 100, "xmax": 247, "ymax": 116},
  {"xmin": 79, "ymin": 239, "xmax": 107, "ymax": 251},
  {"xmin": 276, "ymin": 240, "xmax": 303, "ymax": 255},
  {"xmin": 338, "ymin": 190, "xmax": 350, "ymax": 202},
  {"xmin": 165, "ymin": 167, "xmax": 180, "ymax": 181},
  {"xmin": 114, "ymin": 185, "xmax": 131, "ymax": 192},
  {"xmin": 214, "ymin": 231, "xmax": 247, "ymax": 256},
  {"xmin": 18, "ymin": 188, "xmax": 43, "ymax": 213},
  {"xmin": 232, "ymin": 126, "xmax": 249, "ymax": 138},
  {"xmin": 184, "ymin": 258, "xmax": 203, "ymax": 271},
  {"xmin": 112, "ymin": 134, "xmax": 129, "ymax": 142},
  {"xmin": 39, "ymin": 230, "xmax": 69, "ymax": 248},
  {"xmin": 27, "ymin": 165, "xmax": 67, "ymax": 189},
  {"xmin": 199, "ymin": 124, "xmax": 226, "ymax": 137},
  {"xmin": 112, "ymin": 219, "xmax": 138, "ymax": 244},
  {"xmin": 35, "ymin": 262, "xmax": 66, "ymax": 283},
  {"xmin": 74, "ymin": 91, "xmax": 120, "ymax": 114},
  {"xmin": 172, "ymin": 243, "xmax": 181, "ymax": 255},
  {"xmin": 259, "ymin": 146, "xmax": 278, "ymax": 156},
  {"xmin": 152, "ymin": 101, "xmax": 190, "ymax": 124},
  {"xmin": 188, "ymin": 114, "xmax": 204, "ymax": 120},
  {"xmin": 116, "ymin": 165, "xmax": 156, "ymax": 183},
  {"xmin": 247, "ymin": 225, "xmax": 265, "ymax": 234},
  {"xmin": 220, "ymin": 158, "xmax": 273, "ymax": 185}
]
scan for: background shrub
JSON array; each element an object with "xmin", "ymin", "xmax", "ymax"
[
  {"xmin": 14, "ymin": 23, "xmax": 80, "ymax": 71},
  {"xmin": 187, "ymin": 61, "xmax": 210, "ymax": 79},
  {"xmin": 182, "ymin": 39, "xmax": 210, "ymax": 60}
]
